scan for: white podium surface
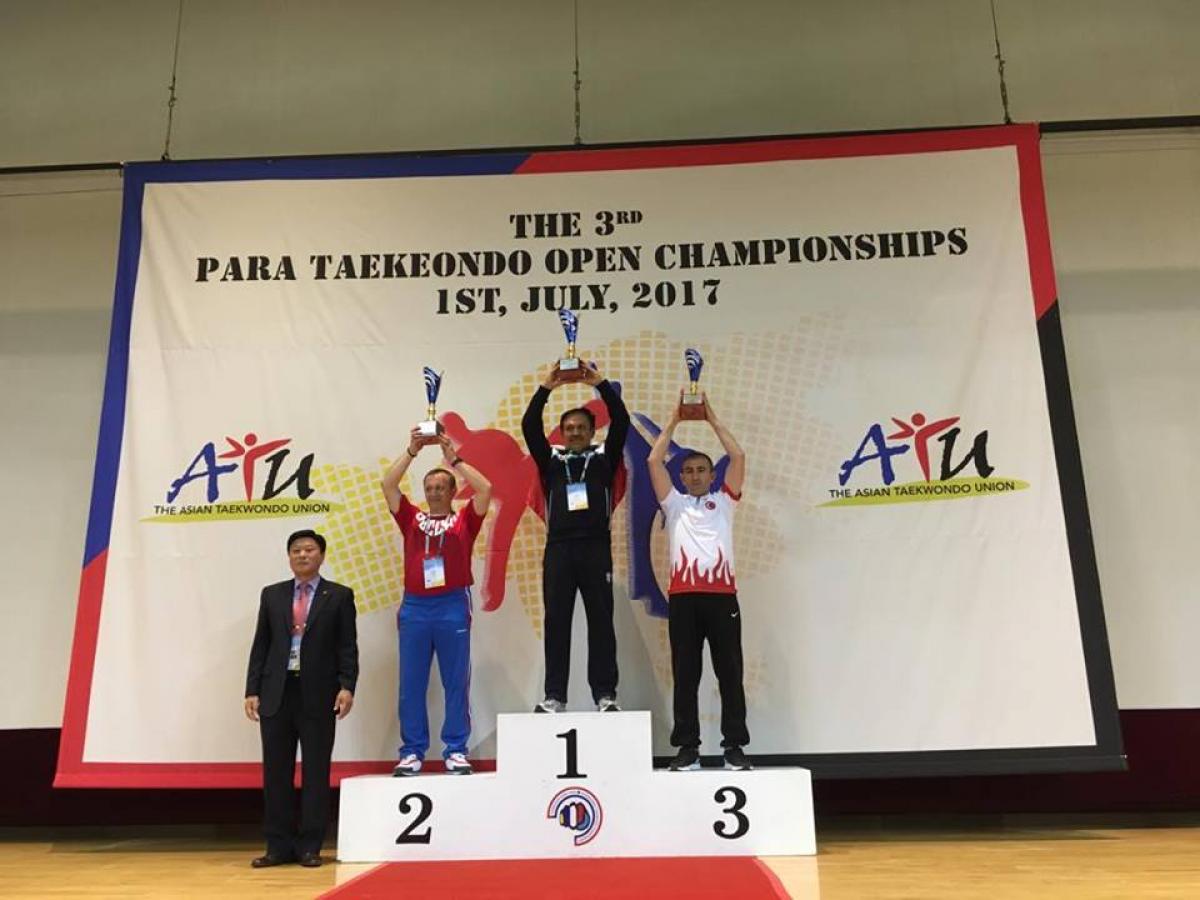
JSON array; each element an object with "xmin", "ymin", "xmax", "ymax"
[{"xmin": 337, "ymin": 711, "xmax": 816, "ymax": 861}]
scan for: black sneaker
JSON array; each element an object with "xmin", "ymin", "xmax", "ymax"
[
  {"xmin": 533, "ymin": 698, "xmax": 565, "ymax": 713},
  {"xmin": 596, "ymin": 697, "xmax": 621, "ymax": 712},
  {"xmin": 723, "ymin": 746, "xmax": 752, "ymax": 770},
  {"xmin": 668, "ymin": 747, "xmax": 701, "ymax": 771}
]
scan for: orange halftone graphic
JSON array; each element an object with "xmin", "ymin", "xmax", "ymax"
[{"xmin": 315, "ymin": 321, "xmax": 844, "ymax": 689}]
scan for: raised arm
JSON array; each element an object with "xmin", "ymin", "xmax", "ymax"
[
  {"xmin": 381, "ymin": 428, "xmax": 423, "ymax": 514},
  {"xmin": 647, "ymin": 404, "xmax": 681, "ymax": 502},
  {"xmin": 521, "ymin": 364, "xmax": 559, "ymax": 473},
  {"xmin": 439, "ymin": 435, "xmax": 493, "ymax": 516},
  {"xmin": 585, "ymin": 364, "xmax": 629, "ymax": 459},
  {"xmin": 705, "ymin": 396, "xmax": 745, "ymax": 496}
]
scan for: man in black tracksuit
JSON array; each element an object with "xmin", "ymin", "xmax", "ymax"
[{"xmin": 522, "ymin": 360, "xmax": 629, "ymax": 712}]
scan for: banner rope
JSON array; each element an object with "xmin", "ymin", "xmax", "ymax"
[
  {"xmin": 989, "ymin": 0, "xmax": 1013, "ymax": 125},
  {"xmin": 573, "ymin": 0, "xmax": 583, "ymax": 145},
  {"xmin": 161, "ymin": 0, "xmax": 186, "ymax": 161}
]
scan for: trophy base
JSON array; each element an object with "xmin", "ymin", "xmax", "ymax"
[
  {"xmin": 679, "ymin": 396, "xmax": 707, "ymax": 421},
  {"xmin": 557, "ymin": 357, "xmax": 587, "ymax": 382},
  {"xmin": 415, "ymin": 420, "xmax": 442, "ymax": 445}
]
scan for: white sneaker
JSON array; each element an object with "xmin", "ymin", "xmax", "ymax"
[
  {"xmin": 392, "ymin": 754, "xmax": 422, "ymax": 777},
  {"xmin": 534, "ymin": 698, "xmax": 566, "ymax": 713},
  {"xmin": 596, "ymin": 697, "xmax": 621, "ymax": 712},
  {"xmin": 444, "ymin": 752, "xmax": 473, "ymax": 775}
]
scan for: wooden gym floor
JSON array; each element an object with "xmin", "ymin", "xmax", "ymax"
[{"xmin": 2, "ymin": 815, "xmax": 1199, "ymax": 898}]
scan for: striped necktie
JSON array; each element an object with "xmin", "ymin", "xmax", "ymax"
[{"xmin": 292, "ymin": 582, "xmax": 311, "ymax": 635}]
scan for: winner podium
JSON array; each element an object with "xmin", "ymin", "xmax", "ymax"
[{"xmin": 337, "ymin": 712, "xmax": 815, "ymax": 861}]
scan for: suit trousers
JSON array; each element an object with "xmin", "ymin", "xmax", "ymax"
[
  {"xmin": 259, "ymin": 675, "xmax": 336, "ymax": 858},
  {"xmin": 668, "ymin": 591, "xmax": 749, "ymax": 750}
]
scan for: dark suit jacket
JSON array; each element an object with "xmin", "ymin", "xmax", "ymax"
[{"xmin": 245, "ymin": 577, "xmax": 359, "ymax": 718}]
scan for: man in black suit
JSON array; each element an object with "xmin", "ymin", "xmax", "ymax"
[{"xmin": 244, "ymin": 529, "xmax": 358, "ymax": 868}]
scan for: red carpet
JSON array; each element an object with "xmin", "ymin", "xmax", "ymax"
[{"xmin": 320, "ymin": 857, "xmax": 789, "ymax": 899}]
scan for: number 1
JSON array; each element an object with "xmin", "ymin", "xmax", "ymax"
[{"xmin": 556, "ymin": 729, "xmax": 586, "ymax": 779}]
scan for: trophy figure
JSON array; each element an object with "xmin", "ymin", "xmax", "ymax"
[
  {"xmin": 679, "ymin": 348, "xmax": 708, "ymax": 420},
  {"xmin": 556, "ymin": 309, "xmax": 587, "ymax": 382},
  {"xmin": 416, "ymin": 367, "xmax": 444, "ymax": 445}
]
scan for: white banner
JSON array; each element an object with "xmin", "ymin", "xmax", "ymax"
[{"xmin": 58, "ymin": 126, "xmax": 1120, "ymax": 786}]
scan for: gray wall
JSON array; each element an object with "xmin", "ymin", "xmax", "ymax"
[{"xmin": 3, "ymin": 1, "xmax": 1198, "ymax": 166}]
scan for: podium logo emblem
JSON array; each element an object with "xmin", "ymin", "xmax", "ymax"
[{"xmin": 547, "ymin": 786, "xmax": 603, "ymax": 846}]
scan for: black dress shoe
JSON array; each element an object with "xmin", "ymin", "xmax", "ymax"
[
  {"xmin": 298, "ymin": 852, "xmax": 322, "ymax": 868},
  {"xmin": 251, "ymin": 853, "xmax": 291, "ymax": 868}
]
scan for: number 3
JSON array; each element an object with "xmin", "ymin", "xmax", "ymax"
[{"xmin": 712, "ymin": 786, "xmax": 749, "ymax": 839}]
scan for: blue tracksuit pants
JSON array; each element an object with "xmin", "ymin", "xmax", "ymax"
[{"xmin": 397, "ymin": 588, "xmax": 472, "ymax": 759}]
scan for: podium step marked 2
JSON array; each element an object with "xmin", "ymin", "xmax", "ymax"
[{"xmin": 337, "ymin": 711, "xmax": 816, "ymax": 861}]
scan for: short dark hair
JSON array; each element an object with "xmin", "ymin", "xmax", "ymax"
[
  {"xmin": 560, "ymin": 407, "xmax": 596, "ymax": 430},
  {"xmin": 424, "ymin": 468, "xmax": 457, "ymax": 491},
  {"xmin": 680, "ymin": 451, "xmax": 714, "ymax": 470},
  {"xmin": 287, "ymin": 529, "xmax": 326, "ymax": 553}
]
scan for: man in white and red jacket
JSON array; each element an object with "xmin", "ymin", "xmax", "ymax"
[{"xmin": 648, "ymin": 394, "xmax": 751, "ymax": 772}]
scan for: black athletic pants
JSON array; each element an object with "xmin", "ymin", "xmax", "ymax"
[
  {"xmin": 542, "ymin": 538, "xmax": 618, "ymax": 703},
  {"xmin": 668, "ymin": 592, "xmax": 749, "ymax": 750},
  {"xmin": 260, "ymin": 675, "xmax": 335, "ymax": 858}
]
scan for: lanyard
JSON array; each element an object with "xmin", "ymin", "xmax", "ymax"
[
  {"xmin": 560, "ymin": 449, "xmax": 595, "ymax": 485},
  {"xmin": 422, "ymin": 520, "xmax": 449, "ymax": 558}
]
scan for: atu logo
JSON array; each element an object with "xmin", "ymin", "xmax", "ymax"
[
  {"xmin": 822, "ymin": 411, "xmax": 1029, "ymax": 507},
  {"xmin": 547, "ymin": 787, "xmax": 604, "ymax": 847},
  {"xmin": 144, "ymin": 432, "xmax": 336, "ymax": 523}
]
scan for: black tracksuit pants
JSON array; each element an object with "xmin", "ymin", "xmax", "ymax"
[
  {"xmin": 669, "ymin": 591, "xmax": 749, "ymax": 750},
  {"xmin": 542, "ymin": 538, "xmax": 618, "ymax": 704}
]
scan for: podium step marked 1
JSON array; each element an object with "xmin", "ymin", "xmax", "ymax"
[{"xmin": 337, "ymin": 711, "xmax": 816, "ymax": 861}]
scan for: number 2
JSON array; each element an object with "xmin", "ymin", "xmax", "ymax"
[{"xmin": 396, "ymin": 792, "xmax": 433, "ymax": 844}]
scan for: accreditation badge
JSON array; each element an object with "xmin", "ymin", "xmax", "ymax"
[
  {"xmin": 423, "ymin": 556, "xmax": 447, "ymax": 589},
  {"xmin": 566, "ymin": 482, "xmax": 590, "ymax": 511}
]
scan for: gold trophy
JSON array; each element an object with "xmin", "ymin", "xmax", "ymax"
[
  {"xmin": 679, "ymin": 348, "xmax": 707, "ymax": 420},
  {"xmin": 416, "ymin": 367, "xmax": 444, "ymax": 445},
  {"xmin": 556, "ymin": 309, "xmax": 587, "ymax": 383}
]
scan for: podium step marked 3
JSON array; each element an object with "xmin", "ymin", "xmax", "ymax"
[{"xmin": 337, "ymin": 711, "xmax": 816, "ymax": 861}]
